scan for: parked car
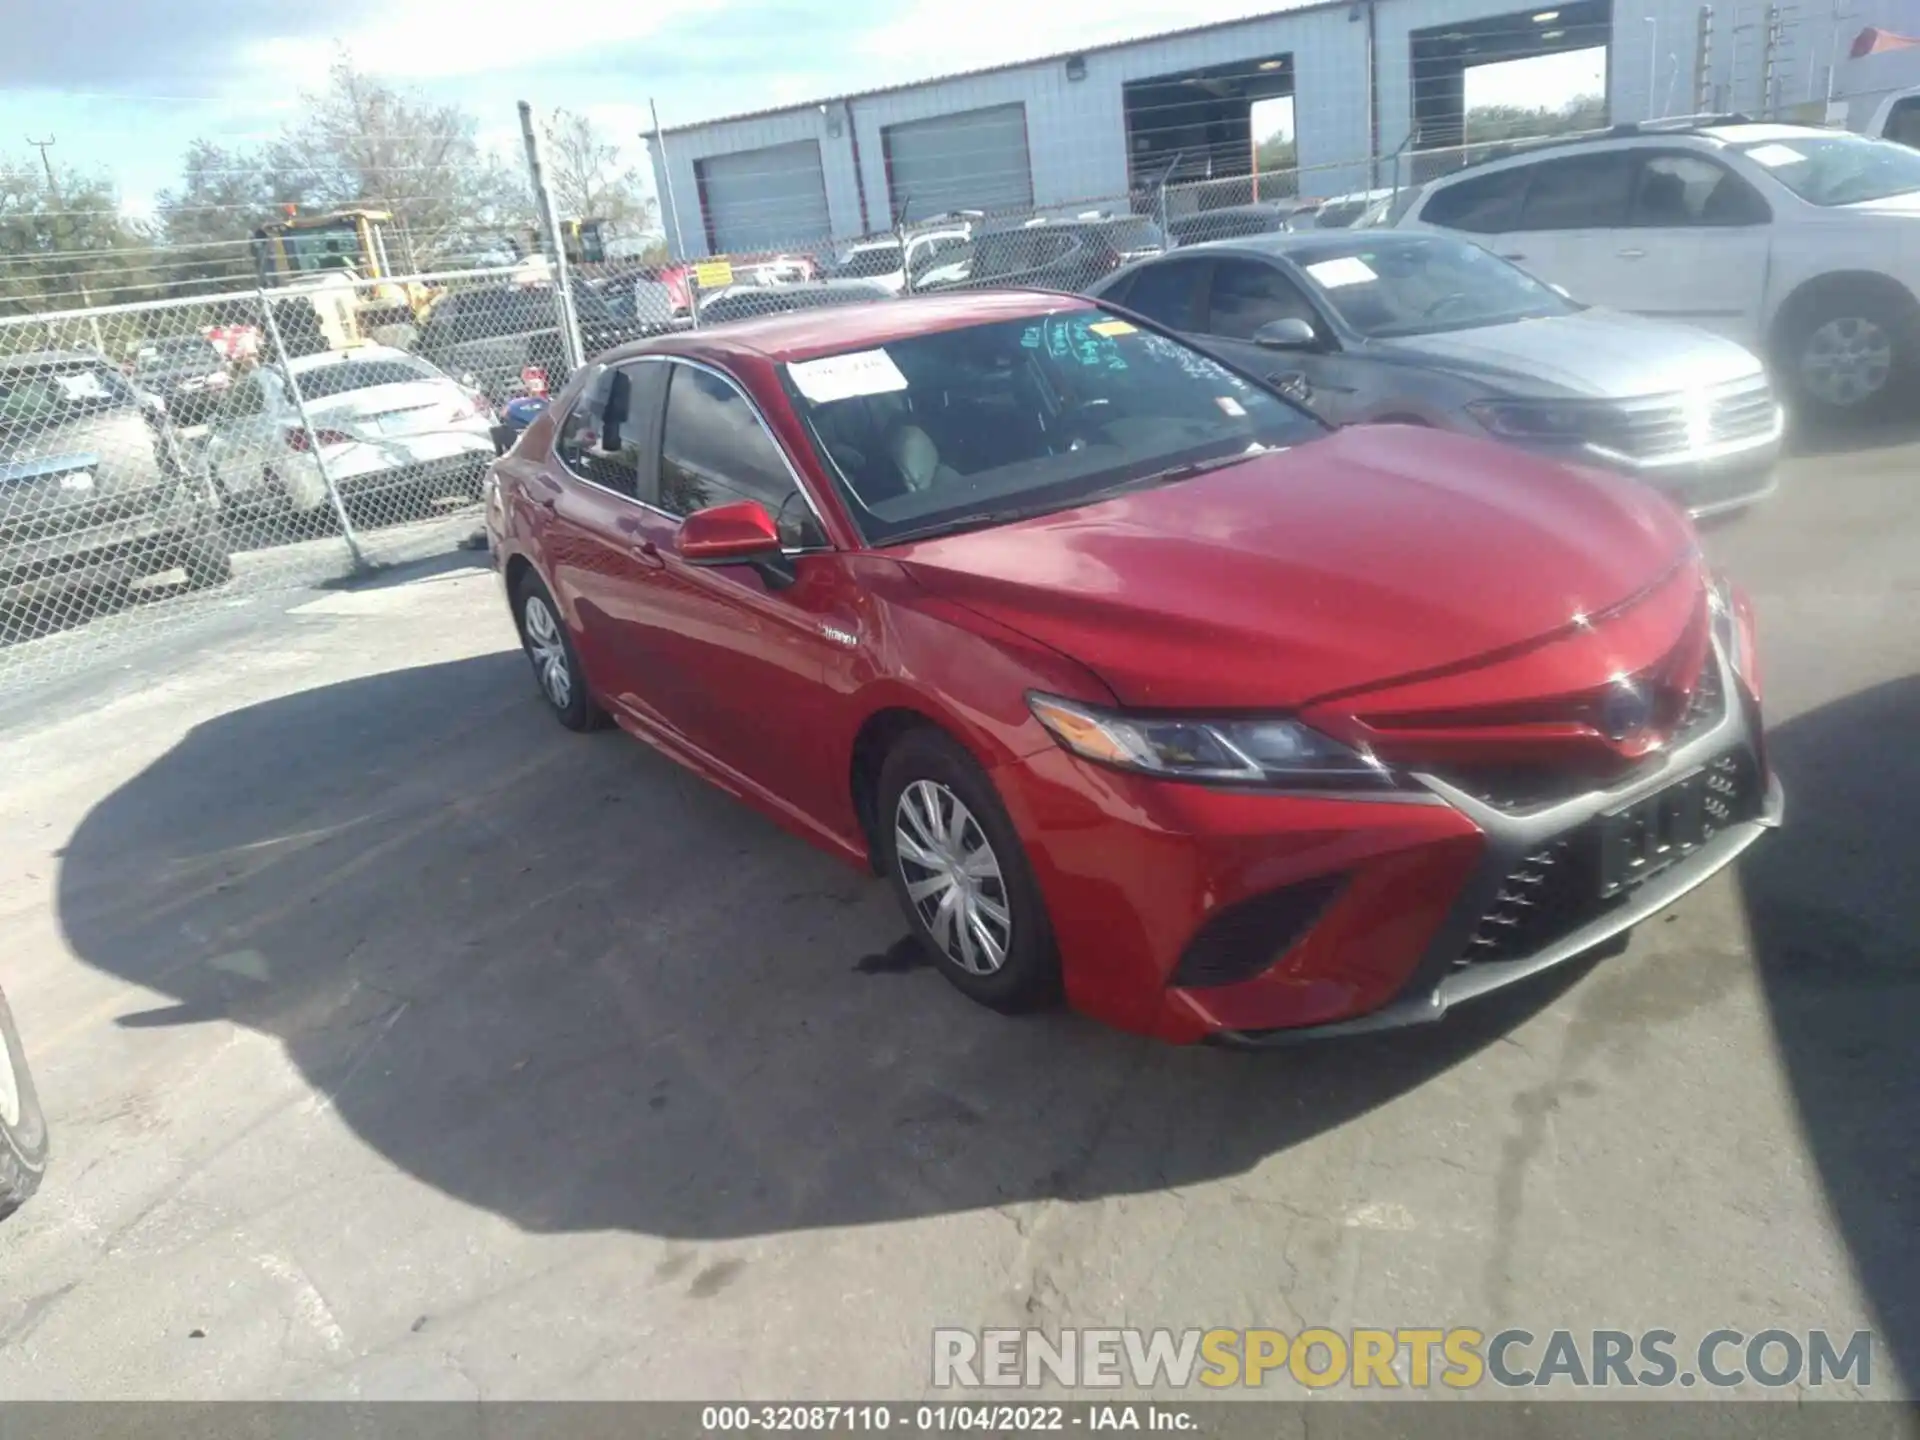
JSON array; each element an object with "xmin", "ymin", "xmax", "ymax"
[
  {"xmin": 415, "ymin": 281, "xmax": 654, "ymax": 404},
  {"xmin": 1288, "ymin": 188, "xmax": 1398, "ymax": 230},
  {"xmin": 1167, "ymin": 202, "xmax": 1305, "ymax": 247},
  {"xmin": 129, "ymin": 334, "xmax": 233, "ymax": 425},
  {"xmin": 485, "ymin": 290, "xmax": 1778, "ymax": 1043},
  {"xmin": 824, "ymin": 225, "xmax": 975, "ymax": 295},
  {"xmin": 203, "ymin": 345, "xmax": 497, "ymax": 523},
  {"xmin": 1397, "ymin": 118, "xmax": 1920, "ymax": 418},
  {"xmin": 1093, "ymin": 230, "xmax": 1782, "ymax": 517},
  {"xmin": 0, "ymin": 983, "xmax": 46, "ymax": 1219},
  {"xmin": 1, "ymin": 350, "xmax": 230, "ymax": 637},
  {"xmin": 697, "ymin": 279, "xmax": 892, "ymax": 327},
  {"xmin": 918, "ymin": 217, "xmax": 1147, "ymax": 294}
]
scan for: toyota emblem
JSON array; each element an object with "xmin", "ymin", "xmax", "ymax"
[{"xmin": 1599, "ymin": 681, "xmax": 1653, "ymax": 742}]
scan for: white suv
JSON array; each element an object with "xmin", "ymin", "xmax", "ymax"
[{"xmin": 1397, "ymin": 121, "xmax": 1920, "ymax": 417}]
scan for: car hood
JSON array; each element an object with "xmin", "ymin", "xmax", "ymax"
[
  {"xmin": 893, "ymin": 425, "xmax": 1695, "ymax": 711},
  {"xmin": 1367, "ymin": 309, "xmax": 1762, "ymax": 398}
]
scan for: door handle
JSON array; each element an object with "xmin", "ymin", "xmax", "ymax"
[
  {"xmin": 1616, "ymin": 247, "xmax": 1648, "ymax": 259},
  {"xmin": 1499, "ymin": 252, "xmax": 1526, "ymax": 262}
]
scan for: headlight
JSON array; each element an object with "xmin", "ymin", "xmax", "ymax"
[
  {"xmin": 1028, "ymin": 693, "xmax": 1395, "ymax": 789},
  {"xmin": 1465, "ymin": 398, "xmax": 1619, "ymax": 444},
  {"xmin": 1706, "ymin": 569, "xmax": 1751, "ymax": 681}
]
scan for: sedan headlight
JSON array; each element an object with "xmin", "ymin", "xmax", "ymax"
[
  {"xmin": 1464, "ymin": 398, "xmax": 1618, "ymax": 444},
  {"xmin": 1028, "ymin": 693, "xmax": 1394, "ymax": 789},
  {"xmin": 1706, "ymin": 569, "xmax": 1753, "ymax": 683}
]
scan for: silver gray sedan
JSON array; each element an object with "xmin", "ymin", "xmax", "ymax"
[{"xmin": 1089, "ymin": 230, "xmax": 1782, "ymax": 518}]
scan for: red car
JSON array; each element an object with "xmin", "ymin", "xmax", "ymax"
[{"xmin": 484, "ymin": 290, "xmax": 1781, "ymax": 1044}]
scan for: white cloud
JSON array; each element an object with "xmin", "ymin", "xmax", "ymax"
[{"xmin": 243, "ymin": 0, "xmax": 717, "ymax": 86}]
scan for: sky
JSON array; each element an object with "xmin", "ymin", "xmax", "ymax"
[{"xmin": 0, "ymin": 0, "xmax": 1608, "ymax": 218}]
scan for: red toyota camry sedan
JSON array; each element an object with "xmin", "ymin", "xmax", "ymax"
[{"xmin": 484, "ymin": 290, "xmax": 1781, "ymax": 1044}]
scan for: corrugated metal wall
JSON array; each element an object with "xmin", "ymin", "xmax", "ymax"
[{"xmin": 646, "ymin": 0, "xmax": 1912, "ymax": 259}]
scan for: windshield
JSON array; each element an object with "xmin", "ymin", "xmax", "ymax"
[
  {"xmin": 1288, "ymin": 235, "xmax": 1575, "ymax": 337},
  {"xmin": 782, "ymin": 306, "xmax": 1323, "ymax": 546},
  {"xmin": 1736, "ymin": 133, "xmax": 1920, "ymax": 206},
  {"xmin": 0, "ymin": 364, "xmax": 130, "ymax": 433},
  {"xmin": 291, "ymin": 358, "xmax": 438, "ymax": 401}
]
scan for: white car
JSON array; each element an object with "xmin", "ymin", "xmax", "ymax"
[
  {"xmin": 1397, "ymin": 120, "xmax": 1920, "ymax": 417},
  {"xmin": 204, "ymin": 345, "xmax": 496, "ymax": 521},
  {"xmin": 824, "ymin": 226, "xmax": 973, "ymax": 295}
]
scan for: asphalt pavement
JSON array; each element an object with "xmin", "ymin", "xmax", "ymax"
[{"xmin": 0, "ymin": 421, "xmax": 1913, "ymax": 1401}]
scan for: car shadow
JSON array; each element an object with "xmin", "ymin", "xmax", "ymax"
[
  {"xmin": 1784, "ymin": 408, "xmax": 1920, "ymax": 459},
  {"xmin": 1737, "ymin": 675, "xmax": 1919, "ymax": 1383},
  {"xmin": 53, "ymin": 652, "xmax": 1594, "ymax": 1241}
]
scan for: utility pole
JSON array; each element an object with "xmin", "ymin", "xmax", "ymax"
[
  {"xmin": 25, "ymin": 134, "xmax": 106, "ymax": 352},
  {"xmin": 26, "ymin": 134, "xmax": 58, "ymax": 190},
  {"xmin": 519, "ymin": 101, "xmax": 584, "ymax": 374}
]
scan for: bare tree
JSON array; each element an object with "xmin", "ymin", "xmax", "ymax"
[
  {"xmin": 261, "ymin": 58, "xmax": 530, "ymax": 269},
  {"xmin": 544, "ymin": 109, "xmax": 658, "ymax": 235}
]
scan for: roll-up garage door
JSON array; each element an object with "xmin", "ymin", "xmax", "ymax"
[
  {"xmin": 697, "ymin": 140, "xmax": 831, "ymax": 254},
  {"xmin": 883, "ymin": 104, "xmax": 1034, "ymax": 221}
]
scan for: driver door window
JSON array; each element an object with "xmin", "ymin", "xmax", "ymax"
[
  {"xmin": 1205, "ymin": 260, "xmax": 1322, "ymax": 341},
  {"xmin": 658, "ymin": 363, "xmax": 823, "ymax": 547}
]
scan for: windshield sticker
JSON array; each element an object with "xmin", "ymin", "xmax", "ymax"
[
  {"xmin": 1745, "ymin": 143, "xmax": 1805, "ymax": 168},
  {"xmin": 1040, "ymin": 314, "xmax": 1130, "ymax": 371},
  {"xmin": 1216, "ymin": 396, "xmax": 1247, "ymax": 417},
  {"xmin": 1089, "ymin": 319, "xmax": 1137, "ymax": 337},
  {"xmin": 1304, "ymin": 256, "xmax": 1378, "ymax": 289},
  {"xmin": 788, "ymin": 348, "xmax": 909, "ymax": 404}
]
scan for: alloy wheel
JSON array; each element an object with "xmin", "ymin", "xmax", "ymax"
[
  {"xmin": 521, "ymin": 594, "xmax": 573, "ymax": 711},
  {"xmin": 894, "ymin": 779, "xmax": 1013, "ymax": 975},
  {"xmin": 1800, "ymin": 315, "xmax": 1894, "ymax": 409}
]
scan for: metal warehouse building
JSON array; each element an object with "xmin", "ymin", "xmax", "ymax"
[{"xmin": 645, "ymin": 0, "xmax": 1914, "ymax": 259}]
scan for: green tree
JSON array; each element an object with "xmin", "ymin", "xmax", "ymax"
[
  {"xmin": 1464, "ymin": 95, "xmax": 1608, "ymax": 145},
  {"xmin": 1, "ymin": 156, "xmax": 157, "ymax": 326},
  {"xmin": 1255, "ymin": 130, "xmax": 1297, "ymax": 176}
]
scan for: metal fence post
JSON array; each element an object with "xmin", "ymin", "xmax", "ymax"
[
  {"xmin": 258, "ymin": 290, "xmax": 369, "ymax": 573},
  {"xmin": 519, "ymin": 100, "xmax": 585, "ymax": 375}
]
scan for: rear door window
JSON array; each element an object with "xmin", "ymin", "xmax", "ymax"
[
  {"xmin": 1118, "ymin": 259, "xmax": 1207, "ymax": 331},
  {"xmin": 1515, "ymin": 153, "xmax": 1635, "ymax": 230},
  {"xmin": 1419, "ymin": 166, "xmax": 1531, "ymax": 233}
]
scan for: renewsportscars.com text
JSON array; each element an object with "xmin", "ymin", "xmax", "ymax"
[{"xmin": 932, "ymin": 1327, "xmax": 1873, "ymax": 1391}]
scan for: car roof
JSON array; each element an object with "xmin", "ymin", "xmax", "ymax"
[
  {"xmin": 1421, "ymin": 117, "xmax": 1837, "ymax": 191},
  {"xmin": 0, "ymin": 349, "xmax": 110, "ymax": 372},
  {"xmin": 285, "ymin": 343, "xmax": 422, "ymax": 374},
  {"xmin": 1163, "ymin": 229, "xmax": 1442, "ymax": 261},
  {"xmin": 609, "ymin": 289, "xmax": 1095, "ymax": 366}
]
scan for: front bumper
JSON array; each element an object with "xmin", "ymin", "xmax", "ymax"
[
  {"xmin": 999, "ymin": 640, "xmax": 1776, "ymax": 1044},
  {"xmin": 1, "ymin": 492, "xmax": 216, "ymax": 601}
]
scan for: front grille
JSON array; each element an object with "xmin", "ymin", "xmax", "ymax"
[
  {"xmin": 1429, "ymin": 650, "xmax": 1726, "ymax": 814},
  {"xmin": 1612, "ymin": 377, "xmax": 1779, "ymax": 461},
  {"xmin": 1456, "ymin": 749, "xmax": 1760, "ymax": 968}
]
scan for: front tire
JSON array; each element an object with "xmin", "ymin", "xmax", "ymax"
[
  {"xmin": 513, "ymin": 574, "xmax": 609, "ymax": 732},
  {"xmin": 0, "ymin": 989, "xmax": 49, "ymax": 1221},
  {"xmin": 877, "ymin": 729, "xmax": 1060, "ymax": 1013},
  {"xmin": 1778, "ymin": 280, "xmax": 1918, "ymax": 421}
]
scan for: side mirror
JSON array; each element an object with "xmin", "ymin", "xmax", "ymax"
[
  {"xmin": 677, "ymin": 500, "xmax": 783, "ymax": 564},
  {"xmin": 1253, "ymin": 317, "xmax": 1317, "ymax": 350}
]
